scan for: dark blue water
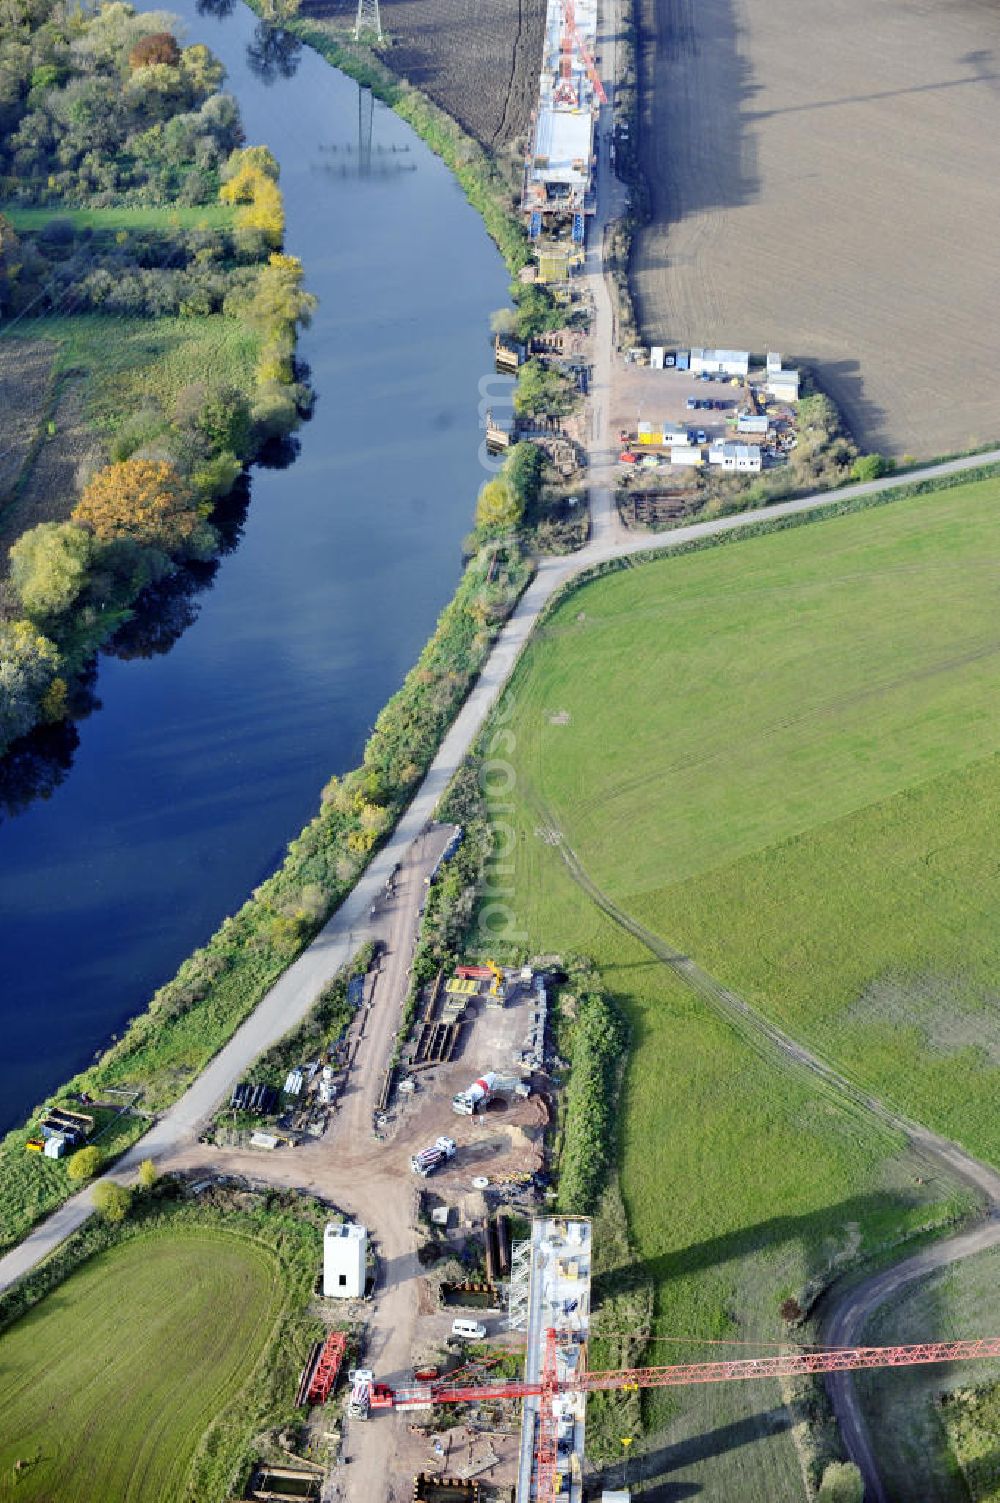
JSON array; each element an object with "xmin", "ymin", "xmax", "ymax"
[{"xmin": 0, "ymin": 4, "xmax": 508, "ymax": 1131}]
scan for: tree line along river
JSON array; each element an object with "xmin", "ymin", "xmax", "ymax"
[{"xmin": 0, "ymin": 0, "xmax": 509, "ymax": 1134}]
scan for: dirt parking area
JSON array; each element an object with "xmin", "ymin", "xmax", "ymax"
[
  {"xmin": 383, "ymin": 977, "xmax": 549, "ymax": 1190},
  {"xmin": 611, "ymin": 360, "xmax": 742, "ymax": 446},
  {"xmin": 632, "ymin": 0, "xmax": 1000, "ymax": 458},
  {"xmin": 393, "ymin": 1417, "xmax": 520, "ymax": 1497},
  {"xmin": 303, "ymin": 0, "xmax": 545, "ymax": 150}
]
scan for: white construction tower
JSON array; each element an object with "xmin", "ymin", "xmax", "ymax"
[{"xmin": 354, "ymin": 0, "xmax": 383, "ymax": 44}]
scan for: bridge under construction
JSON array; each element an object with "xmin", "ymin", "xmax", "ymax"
[{"xmin": 522, "ymin": 0, "xmax": 604, "ymax": 249}]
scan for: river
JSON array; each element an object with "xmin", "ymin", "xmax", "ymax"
[{"xmin": 0, "ymin": 2, "xmax": 509, "ymax": 1134}]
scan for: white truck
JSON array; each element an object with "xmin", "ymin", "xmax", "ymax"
[
  {"xmin": 452, "ymin": 1072, "xmax": 499, "ymax": 1115},
  {"xmin": 410, "ymin": 1135, "xmax": 457, "ymax": 1177},
  {"xmin": 347, "ymin": 1368, "xmax": 373, "ymax": 1420},
  {"xmin": 452, "ymin": 1073, "xmax": 530, "ymax": 1115}
]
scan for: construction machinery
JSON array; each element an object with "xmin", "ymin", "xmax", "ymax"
[
  {"xmin": 353, "ymin": 1329, "xmax": 1000, "ymax": 1500},
  {"xmin": 560, "ymin": 0, "xmax": 606, "ymax": 105},
  {"xmin": 453, "ymin": 959, "xmax": 506, "ymax": 1004},
  {"xmin": 452, "ymin": 1072, "xmax": 529, "ymax": 1116},
  {"xmin": 410, "ymin": 1135, "xmax": 457, "ymax": 1177}
]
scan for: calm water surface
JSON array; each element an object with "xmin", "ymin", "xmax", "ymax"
[{"xmin": 0, "ymin": 3, "xmax": 508, "ymax": 1132}]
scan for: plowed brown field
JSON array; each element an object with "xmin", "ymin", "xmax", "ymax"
[
  {"xmin": 631, "ymin": 0, "xmax": 1000, "ymax": 458},
  {"xmin": 307, "ymin": 0, "xmax": 545, "ymax": 148}
]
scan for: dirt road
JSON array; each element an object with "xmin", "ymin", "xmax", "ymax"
[
  {"xmin": 823, "ymin": 1216, "xmax": 1000, "ymax": 1503},
  {"xmin": 161, "ymin": 823, "xmax": 450, "ymax": 1503}
]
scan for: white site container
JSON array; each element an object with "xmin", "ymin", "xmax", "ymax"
[{"xmin": 324, "ymin": 1221, "xmax": 367, "ymax": 1299}]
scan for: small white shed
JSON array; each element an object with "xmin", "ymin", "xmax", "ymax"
[
  {"xmin": 708, "ymin": 443, "xmax": 762, "ymax": 473},
  {"xmin": 766, "ymin": 369, "xmax": 800, "ymax": 402},
  {"xmin": 324, "ymin": 1221, "xmax": 367, "ymax": 1299}
]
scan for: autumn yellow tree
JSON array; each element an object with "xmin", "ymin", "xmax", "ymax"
[
  {"xmin": 72, "ymin": 460, "xmax": 203, "ymax": 554},
  {"xmin": 220, "ymin": 146, "xmax": 284, "ymax": 247}
]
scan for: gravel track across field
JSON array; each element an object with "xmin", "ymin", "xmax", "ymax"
[{"xmin": 632, "ymin": 0, "xmax": 1000, "ymax": 459}]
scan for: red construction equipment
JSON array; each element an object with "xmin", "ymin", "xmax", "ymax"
[
  {"xmin": 388, "ymin": 1332, "xmax": 1000, "ymax": 1407},
  {"xmin": 306, "ymin": 1330, "xmax": 347, "ymax": 1405},
  {"xmin": 374, "ymin": 1330, "xmax": 1000, "ymax": 1500},
  {"xmin": 562, "ymin": 0, "xmax": 607, "ymax": 106},
  {"xmin": 534, "ymin": 1327, "xmax": 560, "ymax": 1503}
]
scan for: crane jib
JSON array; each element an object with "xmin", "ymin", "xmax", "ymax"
[{"xmin": 385, "ymin": 1338, "xmax": 1000, "ymax": 1409}]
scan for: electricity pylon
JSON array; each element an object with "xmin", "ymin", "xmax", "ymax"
[{"xmin": 354, "ymin": 0, "xmax": 382, "ymax": 43}]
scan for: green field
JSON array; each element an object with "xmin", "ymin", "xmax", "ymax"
[
  {"xmin": 0, "ymin": 1227, "xmax": 283, "ymax": 1502},
  {"xmin": 1, "ymin": 202, "xmax": 236, "ymax": 233},
  {"xmin": 15, "ymin": 313, "xmax": 259, "ymax": 431},
  {"xmin": 507, "ymin": 476, "xmax": 1000, "ymax": 1157},
  {"xmin": 486, "ymin": 477, "xmax": 1000, "ymax": 1495}
]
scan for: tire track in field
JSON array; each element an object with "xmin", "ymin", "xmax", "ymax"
[
  {"xmin": 536, "ymin": 810, "xmax": 1000, "ymax": 1500},
  {"xmin": 492, "ymin": 0, "xmax": 525, "ymax": 147}
]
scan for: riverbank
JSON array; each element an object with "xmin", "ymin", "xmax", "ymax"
[
  {"xmin": 0, "ymin": 540, "xmax": 531, "ymax": 1253},
  {"xmin": 0, "ymin": 3, "xmax": 314, "ymax": 757}
]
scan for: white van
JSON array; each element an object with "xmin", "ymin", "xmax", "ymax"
[{"xmin": 451, "ymin": 1318, "xmax": 487, "ymax": 1341}]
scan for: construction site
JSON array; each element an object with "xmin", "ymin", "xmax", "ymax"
[
  {"xmin": 520, "ymin": 0, "xmax": 605, "ymax": 283},
  {"xmin": 159, "ymin": 826, "xmax": 1000, "ymax": 1503}
]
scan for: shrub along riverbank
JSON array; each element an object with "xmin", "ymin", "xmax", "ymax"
[
  {"xmin": 0, "ymin": 540, "xmax": 531, "ymax": 1253},
  {"xmin": 0, "ymin": 2, "xmax": 314, "ymax": 754}
]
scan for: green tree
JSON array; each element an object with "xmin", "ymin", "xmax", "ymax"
[
  {"xmin": 504, "ymin": 441, "xmax": 543, "ymax": 513},
  {"xmin": 818, "ymin": 1461, "xmax": 864, "ymax": 1503},
  {"xmin": 511, "ymin": 282, "xmax": 560, "ymax": 340},
  {"xmin": 174, "ymin": 382, "xmax": 253, "ymax": 460},
  {"xmin": 0, "ymin": 618, "xmax": 60, "ymax": 750},
  {"xmin": 490, "ymin": 306, "xmax": 518, "ymax": 338},
  {"xmin": 475, "ymin": 476, "xmax": 521, "ymax": 536},
  {"xmin": 92, "ymin": 1180, "xmax": 132, "ymax": 1223},
  {"xmin": 513, "ymin": 358, "xmax": 574, "ymax": 419},
  {"xmin": 178, "ymin": 42, "xmax": 224, "ymax": 100},
  {"xmin": 137, "ymin": 1158, "xmax": 157, "ymax": 1190},
  {"xmin": 850, "ymin": 453, "xmax": 893, "ymax": 483},
  {"xmin": 0, "ymin": 211, "xmax": 22, "ymax": 313},
  {"xmin": 245, "ymin": 253, "xmax": 316, "ymax": 356},
  {"xmin": 67, "ymin": 1145, "xmax": 102, "ymax": 1182},
  {"xmin": 9, "ymin": 521, "xmax": 94, "ymax": 620}
]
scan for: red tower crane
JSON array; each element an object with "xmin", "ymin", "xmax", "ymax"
[
  {"xmin": 382, "ymin": 1330, "xmax": 1000, "ymax": 1501},
  {"xmin": 558, "ymin": 0, "xmax": 607, "ymax": 107}
]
